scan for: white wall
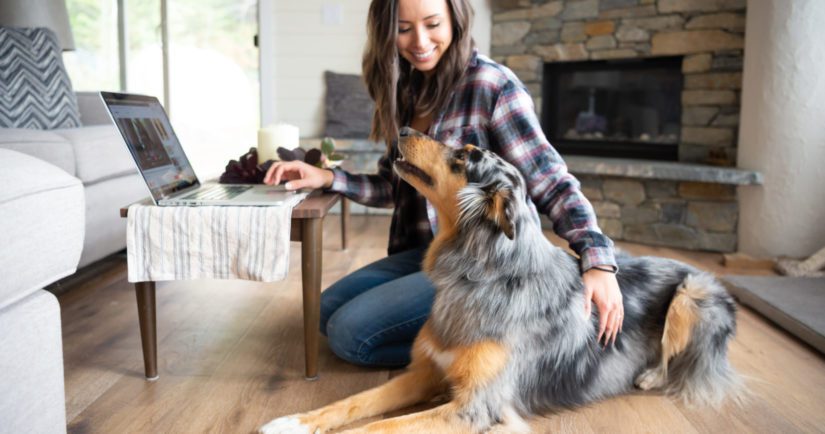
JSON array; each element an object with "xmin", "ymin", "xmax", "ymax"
[
  {"xmin": 737, "ymin": 0, "xmax": 825, "ymax": 258},
  {"xmin": 260, "ymin": 0, "xmax": 491, "ymax": 137}
]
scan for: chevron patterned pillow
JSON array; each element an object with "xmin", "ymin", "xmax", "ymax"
[{"xmin": 0, "ymin": 27, "xmax": 81, "ymax": 130}]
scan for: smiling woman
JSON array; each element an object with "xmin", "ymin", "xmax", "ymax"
[
  {"xmin": 262, "ymin": 0, "xmax": 623, "ymax": 371},
  {"xmin": 363, "ymin": 0, "xmax": 475, "ymax": 144},
  {"xmin": 395, "ymin": 0, "xmax": 453, "ymax": 74}
]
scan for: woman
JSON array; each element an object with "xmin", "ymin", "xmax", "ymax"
[{"xmin": 264, "ymin": 0, "xmax": 623, "ymax": 368}]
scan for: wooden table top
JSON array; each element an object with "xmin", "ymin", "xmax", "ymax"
[{"xmin": 120, "ymin": 190, "xmax": 341, "ymax": 219}]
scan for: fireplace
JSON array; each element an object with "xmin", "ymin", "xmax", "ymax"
[
  {"xmin": 489, "ymin": 0, "xmax": 749, "ymax": 252},
  {"xmin": 541, "ymin": 56, "xmax": 683, "ymax": 161}
]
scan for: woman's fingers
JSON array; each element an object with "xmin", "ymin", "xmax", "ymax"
[
  {"xmin": 597, "ymin": 301, "xmax": 609, "ymax": 344},
  {"xmin": 610, "ymin": 309, "xmax": 622, "ymax": 346},
  {"xmin": 582, "ymin": 269, "xmax": 623, "ymax": 348},
  {"xmin": 602, "ymin": 309, "xmax": 614, "ymax": 347},
  {"xmin": 619, "ymin": 310, "xmax": 624, "ymax": 334},
  {"xmin": 263, "ymin": 160, "xmax": 330, "ymax": 190},
  {"xmin": 604, "ymin": 304, "xmax": 624, "ymax": 346},
  {"xmin": 273, "ymin": 164, "xmax": 287, "ymax": 186},
  {"xmin": 598, "ymin": 302, "xmax": 623, "ymax": 347},
  {"xmin": 284, "ymin": 171, "xmax": 313, "ymax": 190},
  {"xmin": 263, "ymin": 161, "xmax": 283, "ymax": 185},
  {"xmin": 264, "ymin": 161, "xmax": 302, "ymax": 186},
  {"xmin": 263, "ymin": 163, "xmax": 275, "ymax": 184}
]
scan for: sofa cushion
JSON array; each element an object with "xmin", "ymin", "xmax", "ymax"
[
  {"xmin": 0, "ymin": 290, "xmax": 66, "ymax": 434},
  {"xmin": 79, "ymin": 173, "xmax": 147, "ymax": 268},
  {"xmin": 0, "ymin": 149, "xmax": 84, "ymax": 310},
  {"xmin": 0, "ymin": 127, "xmax": 75, "ymax": 175},
  {"xmin": 324, "ymin": 71, "xmax": 374, "ymax": 139},
  {"xmin": 54, "ymin": 125, "xmax": 137, "ymax": 185},
  {"xmin": 0, "ymin": 27, "xmax": 81, "ymax": 129}
]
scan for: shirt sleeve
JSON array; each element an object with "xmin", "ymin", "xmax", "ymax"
[
  {"xmin": 326, "ymin": 150, "xmax": 395, "ymax": 208},
  {"xmin": 489, "ymin": 80, "xmax": 617, "ymax": 272}
]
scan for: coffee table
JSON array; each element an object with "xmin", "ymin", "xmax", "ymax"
[{"xmin": 121, "ymin": 191, "xmax": 348, "ymax": 380}]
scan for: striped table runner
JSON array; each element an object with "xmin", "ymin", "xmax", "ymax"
[{"xmin": 126, "ymin": 193, "xmax": 307, "ymax": 283}]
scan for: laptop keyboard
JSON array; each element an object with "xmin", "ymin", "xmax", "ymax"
[{"xmin": 183, "ymin": 185, "xmax": 251, "ymax": 201}]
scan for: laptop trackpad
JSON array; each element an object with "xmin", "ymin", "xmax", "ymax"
[{"xmin": 239, "ymin": 186, "xmax": 297, "ymax": 203}]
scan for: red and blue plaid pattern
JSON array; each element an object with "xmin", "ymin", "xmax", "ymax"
[{"xmin": 329, "ymin": 52, "xmax": 616, "ymax": 271}]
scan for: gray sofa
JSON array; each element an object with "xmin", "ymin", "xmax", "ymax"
[
  {"xmin": 0, "ymin": 92, "xmax": 147, "ymax": 268},
  {"xmin": 0, "ymin": 25, "xmax": 146, "ymax": 432},
  {"xmin": 0, "ymin": 148, "xmax": 83, "ymax": 433},
  {"xmin": 0, "ymin": 95, "xmax": 146, "ymax": 432}
]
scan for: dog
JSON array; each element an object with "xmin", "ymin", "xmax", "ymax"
[{"xmin": 260, "ymin": 127, "xmax": 741, "ymax": 433}]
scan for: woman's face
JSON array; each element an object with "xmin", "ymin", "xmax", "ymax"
[{"xmin": 396, "ymin": 0, "xmax": 453, "ymax": 75}]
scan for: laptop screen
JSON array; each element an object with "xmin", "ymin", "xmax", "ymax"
[{"xmin": 101, "ymin": 92, "xmax": 199, "ymax": 201}]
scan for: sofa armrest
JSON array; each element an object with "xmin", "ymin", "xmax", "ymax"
[{"xmin": 76, "ymin": 91, "xmax": 113, "ymax": 126}]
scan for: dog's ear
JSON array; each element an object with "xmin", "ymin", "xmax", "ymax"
[
  {"xmin": 458, "ymin": 182, "xmax": 517, "ymax": 240},
  {"xmin": 486, "ymin": 185, "xmax": 516, "ymax": 240}
]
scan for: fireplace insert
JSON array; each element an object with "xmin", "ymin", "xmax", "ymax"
[{"xmin": 541, "ymin": 56, "xmax": 682, "ymax": 161}]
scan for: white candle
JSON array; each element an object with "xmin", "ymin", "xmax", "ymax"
[{"xmin": 258, "ymin": 123, "xmax": 300, "ymax": 162}]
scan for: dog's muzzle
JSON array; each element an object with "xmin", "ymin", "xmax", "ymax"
[{"xmin": 394, "ymin": 158, "xmax": 434, "ymax": 186}]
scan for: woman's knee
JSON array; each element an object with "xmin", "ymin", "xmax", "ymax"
[
  {"xmin": 325, "ymin": 306, "xmax": 429, "ymax": 367},
  {"xmin": 325, "ymin": 309, "xmax": 369, "ymax": 365},
  {"xmin": 319, "ymin": 289, "xmax": 340, "ymax": 336},
  {"xmin": 319, "ymin": 249, "xmax": 427, "ymax": 335}
]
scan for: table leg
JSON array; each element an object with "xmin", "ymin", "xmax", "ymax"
[
  {"xmin": 135, "ymin": 281, "xmax": 159, "ymax": 381},
  {"xmin": 301, "ymin": 218, "xmax": 323, "ymax": 380},
  {"xmin": 341, "ymin": 197, "xmax": 349, "ymax": 250}
]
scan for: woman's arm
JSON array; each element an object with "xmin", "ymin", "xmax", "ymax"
[
  {"xmin": 327, "ymin": 151, "xmax": 396, "ymax": 208},
  {"xmin": 489, "ymin": 80, "xmax": 623, "ymax": 345},
  {"xmin": 489, "ymin": 82, "xmax": 616, "ymax": 269},
  {"xmin": 264, "ymin": 150, "xmax": 395, "ymax": 208}
]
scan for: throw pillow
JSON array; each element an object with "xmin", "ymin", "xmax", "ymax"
[
  {"xmin": 0, "ymin": 27, "xmax": 82, "ymax": 130},
  {"xmin": 323, "ymin": 71, "xmax": 374, "ymax": 139}
]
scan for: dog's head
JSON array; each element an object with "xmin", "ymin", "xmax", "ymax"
[{"xmin": 394, "ymin": 127, "xmax": 525, "ymax": 240}]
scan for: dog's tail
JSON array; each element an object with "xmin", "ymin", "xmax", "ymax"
[{"xmin": 661, "ymin": 273, "xmax": 746, "ymax": 407}]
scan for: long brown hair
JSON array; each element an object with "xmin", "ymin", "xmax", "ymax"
[{"xmin": 362, "ymin": 0, "xmax": 475, "ymax": 145}]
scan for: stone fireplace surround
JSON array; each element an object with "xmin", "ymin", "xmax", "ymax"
[
  {"xmin": 308, "ymin": 0, "xmax": 763, "ymax": 254},
  {"xmin": 490, "ymin": 0, "xmax": 759, "ymax": 252}
]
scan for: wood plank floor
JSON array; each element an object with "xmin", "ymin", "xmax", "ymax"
[{"xmin": 59, "ymin": 215, "xmax": 825, "ymax": 433}]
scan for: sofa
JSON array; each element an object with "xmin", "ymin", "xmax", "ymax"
[
  {"xmin": 0, "ymin": 27, "xmax": 145, "ymax": 433},
  {"xmin": 0, "ymin": 149, "xmax": 83, "ymax": 433},
  {"xmin": 0, "ymin": 92, "xmax": 147, "ymax": 268}
]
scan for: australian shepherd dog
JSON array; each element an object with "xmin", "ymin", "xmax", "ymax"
[{"xmin": 260, "ymin": 128, "xmax": 741, "ymax": 433}]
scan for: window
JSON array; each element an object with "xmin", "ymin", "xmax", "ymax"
[{"xmin": 65, "ymin": 0, "xmax": 259, "ymax": 178}]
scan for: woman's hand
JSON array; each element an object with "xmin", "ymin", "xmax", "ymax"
[
  {"xmin": 263, "ymin": 160, "xmax": 335, "ymax": 191},
  {"xmin": 582, "ymin": 268, "xmax": 623, "ymax": 347}
]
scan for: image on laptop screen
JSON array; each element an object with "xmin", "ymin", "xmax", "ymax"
[{"xmin": 102, "ymin": 93, "xmax": 198, "ymax": 200}]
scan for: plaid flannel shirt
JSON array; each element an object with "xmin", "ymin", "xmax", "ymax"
[{"xmin": 328, "ymin": 52, "xmax": 617, "ymax": 272}]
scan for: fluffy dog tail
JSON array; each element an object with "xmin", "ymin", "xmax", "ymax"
[{"xmin": 660, "ymin": 273, "xmax": 745, "ymax": 407}]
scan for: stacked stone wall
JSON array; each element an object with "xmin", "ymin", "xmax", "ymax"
[
  {"xmin": 493, "ymin": 0, "xmax": 746, "ymax": 251},
  {"xmin": 492, "ymin": 0, "xmax": 747, "ymax": 166},
  {"xmin": 575, "ymin": 175, "xmax": 738, "ymax": 251}
]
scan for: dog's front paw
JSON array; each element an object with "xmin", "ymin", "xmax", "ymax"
[
  {"xmin": 634, "ymin": 367, "xmax": 666, "ymax": 390},
  {"xmin": 258, "ymin": 415, "xmax": 318, "ymax": 434}
]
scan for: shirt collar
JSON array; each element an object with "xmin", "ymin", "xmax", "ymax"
[{"xmin": 468, "ymin": 48, "xmax": 479, "ymax": 68}]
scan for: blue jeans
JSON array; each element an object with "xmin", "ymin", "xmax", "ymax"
[{"xmin": 320, "ymin": 248, "xmax": 434, "ymax": 368}]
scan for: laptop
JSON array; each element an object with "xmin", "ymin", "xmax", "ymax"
[{"xmin": 101, "ymin": 91, "xmax": 295, "ymax": 206}]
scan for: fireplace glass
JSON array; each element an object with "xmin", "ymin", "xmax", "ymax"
[{"xmin": 541, "ymin": 56, "xmax": 682, "ymax": 161}]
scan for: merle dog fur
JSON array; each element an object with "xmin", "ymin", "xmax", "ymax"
[{"xmin": 404, "ymin": 127, "xmax": 741, "ymax": 428}]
